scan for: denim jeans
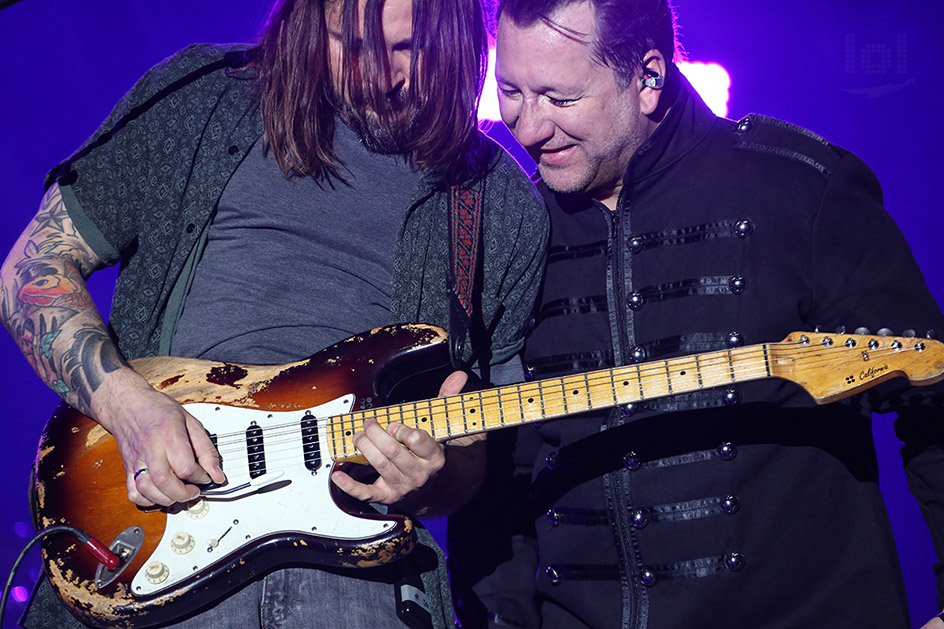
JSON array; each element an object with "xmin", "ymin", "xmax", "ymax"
[
  {"xmin": 23, "ymin": 550, "xmax": 449, "ymax": 629},
  {"xmin": 165, "ymin": 566, "xmax": 405, "ymax": 628}
]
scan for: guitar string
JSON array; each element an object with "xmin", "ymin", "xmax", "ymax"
[
  {"xmin": 208, "ymin": 341, "xmax": 922, "ymax": 461},
  {"xmin": 207, "ymin": 341, "xmax": 924, "ymax": 459},
  {"xmin": 204, "ymin": 339, "xmax": 917, "ymax": 480},
  {"xmin": 203, "ymin": 341, "xmax": 927, "ymax": 467}
]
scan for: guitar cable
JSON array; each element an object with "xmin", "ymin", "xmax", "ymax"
[{"xmin": 1, "ymin": 524, "xmax": 120, "ymax": 627}]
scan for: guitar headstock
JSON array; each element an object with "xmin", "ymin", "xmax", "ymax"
[{"xmin": 771, "ymin": 331, "xmax": 944, "ymax": 404}]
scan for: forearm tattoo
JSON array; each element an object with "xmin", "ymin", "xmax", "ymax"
[{"xmin": 1, "ymin": 187, "xmax": 128, "ymax": 413}]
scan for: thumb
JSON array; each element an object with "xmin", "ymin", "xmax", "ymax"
[{"xmin": 438, "ymin": 370, "xmax": 469, "ymax": 397}]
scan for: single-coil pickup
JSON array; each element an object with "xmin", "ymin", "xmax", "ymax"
[
  {"xmin": 301, "ymin": 413, "xmax": 322, "ymax": 472},
  {"xmin": 246, "ymin": 421, "xmax": 266, "ymax": 479}
]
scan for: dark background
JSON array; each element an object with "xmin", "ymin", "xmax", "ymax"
[{"xmin": 1, "ymin": 0, "xmax": 941, "ymax": 625}]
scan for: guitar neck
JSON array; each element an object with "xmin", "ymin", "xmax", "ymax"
[{"xmin": 328, "ymin": 343, "xmax": 774, "ymax": 461}]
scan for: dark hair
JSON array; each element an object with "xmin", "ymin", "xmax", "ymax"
[
  {"xmin": 497, "ymin": 0, "xmax": 680, "ymax": 88},
  {"xmin": 254, "ymin": 0, "xmax": 489, "ymax": 184}
]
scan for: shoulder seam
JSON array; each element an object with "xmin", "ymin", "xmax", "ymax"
[
  {"xmin": 742, "ymin": 114, "xmax": 834, "ymax": 148},
  {"xmin": 733, "ymin": 141, "xmax": 831, "ymax": 177}
]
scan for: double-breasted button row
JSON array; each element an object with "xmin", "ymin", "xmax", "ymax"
[{"xmin": 637, "ymin": 552, "xmax": 746, "ymax": 588}]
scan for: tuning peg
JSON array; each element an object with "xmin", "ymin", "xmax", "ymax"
[
  {"xmin": 814, "ymin": 324, "xmax": 824, "ymax": 332},
  {"xmin": 877, "ymin": 328, "xmax": 893, "ymax": 336},
  {"xmin": 835, "ymin": 325, "xmax": 847, "ymax": 334},
  {"xmin": 928, "ymin": 330, "xmax": 938, "ymax": 340},
  {"xmin": 854, "ymin": 327, "xmax": 870, "ymax": 335},
  {"xmin": 903, "ymin": 329, "xmax": 916, "ymax": 337}
]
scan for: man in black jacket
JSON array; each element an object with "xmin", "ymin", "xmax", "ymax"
[{"xmin": 448, "ymin": 1, "xmax": 944, "ymax": 627}]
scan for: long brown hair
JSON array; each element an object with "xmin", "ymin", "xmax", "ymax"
[{"xmin": 254, "ymin": 0, "xmax": 489, "ymax": 184}]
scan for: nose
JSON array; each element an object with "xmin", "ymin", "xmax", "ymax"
[
  {"xmin": 509, "ymin": 98, "xmax": 554, "ymax": 150},
  {"xmin": 387, "ymin": 51, "xmax": 410, "ymax": 95}
]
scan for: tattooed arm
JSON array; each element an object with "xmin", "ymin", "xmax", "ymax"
[{"xmin": 1, "ymin": 184, "xmax": 225, "ymax": 507}]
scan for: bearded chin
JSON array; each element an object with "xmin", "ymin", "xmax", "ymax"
[
  {"xmin": 338, "ymin": 90, "xmax": 414, "ymax": 155},
  {"xmin": 348, "ymin": 113, "xmax": 412, "ymax": 154}
]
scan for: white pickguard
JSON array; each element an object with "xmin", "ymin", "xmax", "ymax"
[{"xmin": 130, "ymin": 394, "xmax": 393, "ymax": 596}]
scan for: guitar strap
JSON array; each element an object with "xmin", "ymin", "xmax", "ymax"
[{"xmin": 448, "ymin": 181, "xmax": 491, "ymax": 378}]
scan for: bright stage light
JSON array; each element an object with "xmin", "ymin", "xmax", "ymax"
[{"xmin": 677, "ymin": 61, "xmax": 731, "ymax": 118}]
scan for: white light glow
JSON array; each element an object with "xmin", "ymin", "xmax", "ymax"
[
  {"xmin": 677, "ymin": 61, "xmax": 731, "ymax": 117},
  {"xmin": 478, "ymin": 47, "xmax": 502, "ymax": 122},
  {"xmin": 477, "ymin": 49, "xmax": 732, "ymax": 121}
]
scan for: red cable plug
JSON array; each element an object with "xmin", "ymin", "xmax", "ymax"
[{"xmin": 77, "ymin": 533, "xmax": 121, "ymax": 570}]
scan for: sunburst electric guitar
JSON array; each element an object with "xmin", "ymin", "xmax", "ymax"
[{"xmin": 31, "ymin": 323, "xmax": 944, "ymax": 627}]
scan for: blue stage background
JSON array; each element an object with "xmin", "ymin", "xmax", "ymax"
[{"xmin": 1, "ymin": 1, "xmax": 941, "ymax": 625}]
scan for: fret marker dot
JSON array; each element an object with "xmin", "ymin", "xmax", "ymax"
[
  {"xmin": 528, "ymin": 398, "xmax": 535, "ymax": 403},
  {"xmin": 345, "ymin": 431, "xmax": 352, "ymax": 436},
  {"xmin": 470, "ymin": 408, "xmax": 476, "ymax": 413},
  {"xmin": 421, "ymin": 417, "xmax": 428, "ymax": 422},
  {"xmin": 680, "ymin": 371, "xmax": 687, "ymax": 376},
  {"xmin": 622, "ymin": 381, "xmax": 629, "ymax": 386},
  {"xmin": 572, "ymin": 390, "xmax": 579, "ymax": 395}
]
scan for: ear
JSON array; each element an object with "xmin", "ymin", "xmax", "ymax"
[{"xmin": 638, "ymin": 49, "xmax": 667, "ymax": 116}]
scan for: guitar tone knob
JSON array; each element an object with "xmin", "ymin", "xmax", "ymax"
[
  {"xmin": 145, "ymin": 561, "xmax": 169, "ymax": 584},
  {"xmin": 187, "ymin": 499, "xmax": 209, "ymax": 519},
  {"xmin": 171, "ymin": 532, "xmax": 195, "ymax": 555}
]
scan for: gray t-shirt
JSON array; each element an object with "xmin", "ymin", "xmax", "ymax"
[{"xmin": 172, "ymin": 121, "xmax": 420, "ymax": 364}]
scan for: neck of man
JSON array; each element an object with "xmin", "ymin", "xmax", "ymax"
[
  {"xmin": 593, "ymin": 74, "xmax": 679, "ymax": 211},
  {"xmin": 594, "ymin": 114, "xmax": 665, "ymax": 211}
]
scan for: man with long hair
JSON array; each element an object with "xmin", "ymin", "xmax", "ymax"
[
  {"xmin": 1, "ymin": 0, "xmax": 547, "ymax": 627},
  {"xmin": 447, "ymin": 0, "xmax": 944, "ymax": 627}
]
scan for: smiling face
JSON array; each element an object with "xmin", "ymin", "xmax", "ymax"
[{"xmin": 495, "ymin": 2, "xmax": 661, "ymax": 208}]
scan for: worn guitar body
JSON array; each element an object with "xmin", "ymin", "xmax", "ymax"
[{"xmin": 30, "ymin": 324, "xmax": 451, "ymax": 628}]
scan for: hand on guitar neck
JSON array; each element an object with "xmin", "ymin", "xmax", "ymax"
[{"xmin": 330, "ymin": 369, "xmax": 486, "ymax": 517}]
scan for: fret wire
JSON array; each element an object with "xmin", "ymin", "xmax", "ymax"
[
  {"xmin": 386, "ymin": 402, "xmax": 401, "ymax": 429},
  {"xmin": 476, "ymin": 389, "xmax": 492, "ymax": 432},
  {"xmin": 512, "ymin": 382, "xmax": 524, "ymax": 427},
  {"xmin": 557, "ymin": 376, "xmax": 568, "ymax": 416},
  {"xmin": 461, "ymin": 392, "xmax": 470, "ymax": 435},
  {"xmin": 421, "ymin": 397, "xmax": 437, "ymax": 437},
  {"xmin": 636, "ymin": 363, "xmax": 645, "ymax": 402},
  {"xmin": 664, "ymin": 359, "xmax": 673, "ymax": 394},
  {"xmin": 610, "ymin": 368, "xmax": 621, "ymax": 407},
  {"xmin": 400, "ymin": 401, "xmax": 414, "ymax": 430},
  {"xmin": 492, "ymin": 388, "xmax": 505, "ymax": 431},
  {"xmin": 582, "ymin": 371, "xmax": 592, "ymax": 409}
]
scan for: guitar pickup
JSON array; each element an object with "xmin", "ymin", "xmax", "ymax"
[
  {"xmin": 247, "ymin": 421, "xmax": 266, "ymax": 479},
  {"xmin": 301, "ymin": 412, "xmax": 322, "ymax": 472}
]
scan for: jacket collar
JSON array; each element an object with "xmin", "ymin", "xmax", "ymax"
[{"xmin": 621, "ymin": 69, "xmax": 720, "ymax": 193}]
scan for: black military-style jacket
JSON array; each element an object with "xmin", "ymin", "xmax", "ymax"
[{"xmin": 449, "ymin": 72, "xmax": 944, "ymax": 629}]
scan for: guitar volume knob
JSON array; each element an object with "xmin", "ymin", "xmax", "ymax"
[
  {"xmin": 171, "ymin": 532, "xmax": 195, "ymax": 555},
  {"xmin": 187, "ymin": 499, "xmax": 209, "ymax": 519},
  {"xmin": 145, "ymin": 561, "xmax": 170, "ymax": 584}
]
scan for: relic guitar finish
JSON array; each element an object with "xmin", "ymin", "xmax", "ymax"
[{"xmin": 31, "ymin": 324, "xmax": 944, "ymax": 627}]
